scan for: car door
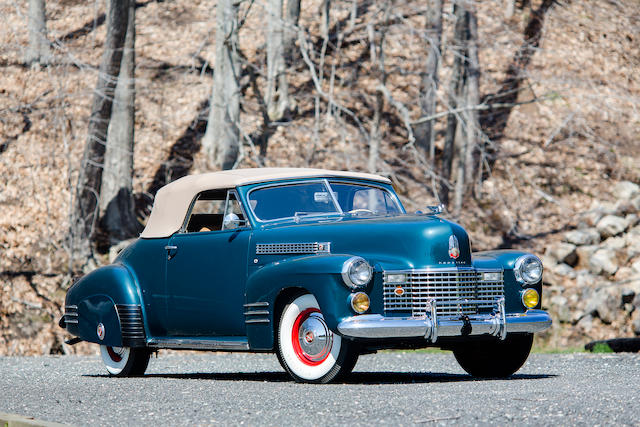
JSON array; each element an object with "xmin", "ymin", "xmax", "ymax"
[{"xmin": 165, "ymin": 189, "xmax": 250, "ymax": 337}]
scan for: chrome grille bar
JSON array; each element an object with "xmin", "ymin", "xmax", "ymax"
[{"xmin": 383, "ymin": 268, "xmax": 504, "ymax": 318}]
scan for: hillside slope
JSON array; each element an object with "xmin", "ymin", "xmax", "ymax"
[{"xmin": 0, "ymin": 0, "xmax": 639, "ymax": 354}]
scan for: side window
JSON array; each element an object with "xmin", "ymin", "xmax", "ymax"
[{"xmin": 184, "ymin": 190, "xmax": 247, "ymax": 233}]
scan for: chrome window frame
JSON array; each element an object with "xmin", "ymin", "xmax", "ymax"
[{"xmin": 178, "ymin": 188, "xmax": 250, "ymax": 234}]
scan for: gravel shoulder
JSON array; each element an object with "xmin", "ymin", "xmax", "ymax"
[{"xmin": 0, "ymin": 351, "xmax": 638, "ymax": 426}]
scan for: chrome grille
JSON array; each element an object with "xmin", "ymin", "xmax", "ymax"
[
  {"xmin": 383, "ymin": 269, "xmax": 503, "ymax": 317},
  {"xmin": 256, "ymin": 242, "xmax": 330, "ymax": 255}
]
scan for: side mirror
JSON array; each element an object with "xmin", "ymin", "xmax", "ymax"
[
  {"xmin": 222, "ymin": 213, "xmax": 244, "ymax": 230},
  {"xmin": 426, "ymin": 204, "xmax": 445, "ymax": 215}
]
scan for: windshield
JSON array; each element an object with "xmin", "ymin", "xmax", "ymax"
[
  {"xmin": 248, "ymin": 180, "xmax": 403, "ymax": 223},
  {"xmin": 328, "ymin": 181, "xmax": 403, "ymax": 215},
  {"xmin": 248, "ymin": 181, "xmax": 341, "ymax": 222}
]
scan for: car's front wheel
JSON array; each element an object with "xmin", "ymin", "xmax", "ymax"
[
  {"xmin": 99, "ymin": 345, "xmax": 151, "ymax": 377},
  {"xmin": 277, "ymin": 294, "xmax": 358, "ymax": 383},
  {"xmin": 452, "ymin": 333, "xmax": 534, "ymax": 378}
]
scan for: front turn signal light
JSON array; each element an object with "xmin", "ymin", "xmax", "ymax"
[
  {"xmin": 522, "ymin": 288, "xmax": 540, "ymax": 309},
  {"xmin": 350, "ymin": 292, "xmax": 370, "ymax": 314}
]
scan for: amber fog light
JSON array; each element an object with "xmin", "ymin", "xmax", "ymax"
[
  {"xmin": 350, "ymin": 292, "xmax": 370, "ymax": 314},
  {"xmin": 522, "ymin": 288, "xmax": 540, "ymax": 308}
]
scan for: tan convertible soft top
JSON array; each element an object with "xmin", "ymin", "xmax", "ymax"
[{"xmin": 140, "ymin": 168, "xmax": 391, "ymax": 238}]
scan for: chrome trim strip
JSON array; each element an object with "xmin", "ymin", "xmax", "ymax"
[
  {"xmin": 64, "ymin": 319, "xmax": 79, "ymax": 324},
  {"xmin": 244, "ymin": 310, "xmax": 270, "ymax": 316},
  {"xmin": 256, "ymin": 242, "xmax": 331, "ymax": 255},
  {"xmin": 147, "ymin": 338, "xmax": 250, "ymax": 351},
  {"xmin": 245, "ymin": 319, "xmax": 270, "ymax": 324},
  {"xmin": 244, "ymin": 302, "xmax": 269, "ymax": 308},
  {"xmin": 337, "ymin": 309, "xmax": 552, "ymax": 340}
]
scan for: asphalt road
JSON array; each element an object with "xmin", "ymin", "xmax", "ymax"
[{"xmin": 0, "ymin": 351, "xmax": 638, "ymax": 426}]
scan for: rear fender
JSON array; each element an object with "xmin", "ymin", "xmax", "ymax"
[{"xmin": 64, "ymin": 264, "xmax": 144, "ymax": 347}]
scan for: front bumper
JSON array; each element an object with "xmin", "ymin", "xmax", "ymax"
[{"xmin": 337, "ymin": 300, "xmax": 551, "ymax": 342}]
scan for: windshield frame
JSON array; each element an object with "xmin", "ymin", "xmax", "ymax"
[{"xmin": 245, "ymin": 178, "xmax": 404, "ymax": 224}]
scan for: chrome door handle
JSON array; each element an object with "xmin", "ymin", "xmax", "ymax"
[{"xmin": 164, "ymin": 245, "xmax": 178, "ymax": 260}]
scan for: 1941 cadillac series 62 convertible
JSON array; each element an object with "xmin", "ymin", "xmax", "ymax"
[{"xmin": 60, "ymin": 168, "xmax": 551, "ymax": 383}]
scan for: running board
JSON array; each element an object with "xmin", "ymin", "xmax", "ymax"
[{"xmin": 147, "ymin": 337, "xmax": 249, "ymax": 351}]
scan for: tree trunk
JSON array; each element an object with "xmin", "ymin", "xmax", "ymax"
[
  {"xmin": 71, "ymin": 0, "xmax": 129, "ymax": 265},
  {"xmin": 320, "ymin": 0, "xmax": 331, "ymax": 40},
  {"xmin": 100, "ymin": 0, "xmax": 139, "ymax": 245},
  {"xmin": 440, "ymin": 2, "xmax": 467, "ymax": 207},
  {"xmin": 202, "ymin": 0, "xmax": 241, "ymax": 171},
  {"xmin": 265, "ymin": 0, "xmax": 290, "ymax": 121},
  {"xmin": 465, "ymin": 5, "xmax": 481, "ymax": 197},
  {"xmin": 25, "ymin": 0, "xmax": 51, "ymax": 65},
  {"xmin": 415, "ymin": 0, "xmax": 442, "ymax": 156},
  {"xmin": 283, "ymin": 0, "xmax": 301, "ymax": 63}
]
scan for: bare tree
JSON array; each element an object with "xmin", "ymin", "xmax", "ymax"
[
  {"xmin": 440, "ymin": 2, "xmax": 467, "ymax": 207},
  {"xmin": 25, "ymin": 0, "xmax": 51, "ymax": 65},
  {"xmin": 71, "ymin": 0, "xmax": 129, "ymax": 265},
  {"xmin": 265, "ymin": 0, "xmax": 290, "ymax": 121},
  {"xmin": 202, "ymin": 0, "xmax": 241, "ymax": 170},
  {"xmin": 415, "ymin": 0, "xmax": 442, "ymax": 158},
  {"xmin": 283, "ymin": 0, "xmax": 301, "ymax": 63},
  {"xmin": 99, "ymin": 0, "xmax": 139, "ymax": 245},
  {"xmin": 465, "ymin": 4, "xmax": 481, "ymax": 197}
]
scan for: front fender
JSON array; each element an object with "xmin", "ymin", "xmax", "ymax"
[
  {"xmin": 245, "ymin": 254, "xmax": 361, "ymax": 350},
  {"xmin": 473, "ymin": 249, "xmax": 542, "ymax": 313},
  {"xmin": 64, "ymin": 264, "xmax": 143, "ymax": 347}
]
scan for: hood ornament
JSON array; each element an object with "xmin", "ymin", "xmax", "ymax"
[{"xmin": 448, "ymin": 235, "xmax": 460, "ymax": 260}]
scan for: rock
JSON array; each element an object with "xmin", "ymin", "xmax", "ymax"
[
  {"xmin": 615, "ymin": 201, "xmax": 637, "ymax": 216},
  {"xmin": 589, "ymin": 248, "xmax": 619, "ymax": 276},
  {"xmin": 632, "ymin": 259, "xmax": 640, "ymax": 275},
  {"xmin": 586, "ymin": 287, "xmax": 621, "ymax": 324},
  {"xmin": 564, "ymin": 228, "xmax": 600, "ymax": 246},
  {"xmin": 596, "ymin": 215, "xmax": 628, "ymax": 238},
  {"xmin": 626, "ymin": 214, "xmax": 640, "ymax": 228},
  {"xmin": 632, "ymin": 310, "xmax": 640, "ymax": 336},
  {"xmin": 624, "ymin": 303, "xmax": 634, "ymax": 314},
  {"xmin": 546, "ymin": 242, "xmax": 578, "ymax": 266},
  {"xmin": 576, "ymin": 270, "xmax": 597, "ymax": 288},
  {"xmin": 577, "ymin": 314, "xmax": 594, "ymax": 333},
  {"xmin": 614, "ymin": 181, "xmax": 640, "ymax": 200},
  {"xmin": 614, "ymin": 267, "xmax": 633, "ymax": 281},
  {"xmin": 581, "ymin": 201, "xmax": 617, "ymax": 227},
  {"xmin": 553, "ymin": 263, "xmax": 576, "ymax": 278},
  {"xmin": 602, "ymin": 236, "xmax": 626, "ymax": 250},
  {"xmin": 576, "ymin": 245, "xmax": 599, "ymax": 269},
  {"xmin": 632, "ymin": 195, "xmax": 640, "ymax": 211},
  {"xmin": 633, "ymin": 293, "xmax": 640, "ymax": 310},
  {"xmin": 550, "ymin": 295, "xmax": 571, "ymax": 323},
  {"xmin": 108, "ymin": 238, "xmax": 137, "ymax": 263}
]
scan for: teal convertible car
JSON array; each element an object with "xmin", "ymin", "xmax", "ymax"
[{"xmin": 60, "ymin": 168, "xmax": 551, "ymax": 383}]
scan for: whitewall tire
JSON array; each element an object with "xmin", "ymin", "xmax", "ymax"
[
  {"xmin": 277, "ymin": 294, "xmax": 358, "ymax": 383},
  {"xmin": 100, "ymin": 345, "xmax": 151, "ymax": 377}
]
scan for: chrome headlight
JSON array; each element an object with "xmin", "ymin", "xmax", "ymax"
[
  {"xmin": 514, "ymin": 255, "xmax": 543, "ymax": 285},
  {"xmin": 341, "ymin": 257, "xmax": 372, "ymax": 288}
]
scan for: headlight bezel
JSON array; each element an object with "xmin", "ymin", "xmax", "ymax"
[
  {"xmin": 514, "ymin": 254, "xmax": 543, "ymax": 286},
  {"xmin": 341, "ymin": 256, "xmax": 373, "ymax": 289}
]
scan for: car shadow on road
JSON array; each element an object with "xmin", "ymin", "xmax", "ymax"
[{"xmin": 86, "ymin": 371, "xmax": 556, "ymax": 384}]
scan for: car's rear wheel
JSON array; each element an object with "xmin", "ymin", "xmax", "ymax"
[
  {"xmin": 276, "ymin": 294, "xmax": 358, "ymax": 383},
  {"xmin": 100, "ymin": 345, "xmax": 151, "ymax": 377},
  {"xmin": 452, "ymin": 333, "xmax": 534, "ymax": 378}
]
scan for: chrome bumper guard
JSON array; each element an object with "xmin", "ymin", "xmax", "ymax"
[{"xmin": 337, "ymin": 298, "xmax": 551, "ymax": 341}]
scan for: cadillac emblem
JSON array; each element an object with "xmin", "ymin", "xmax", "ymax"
[
  {"xmin": 97, "ymin": 323, "xmax": 105, "ymax": 340},
  {"xmin": 448, "ymin": 235, "xmax": 460, "ymax": 260}
]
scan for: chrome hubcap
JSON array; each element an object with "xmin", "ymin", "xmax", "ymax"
[{"xmin": 297, "ymin": 313, "xmax": 333, "ymax": 362}]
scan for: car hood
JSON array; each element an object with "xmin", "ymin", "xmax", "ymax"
[{"xmin": 253, "ymin": 215, "xmax": 472, "ymax": 270}]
